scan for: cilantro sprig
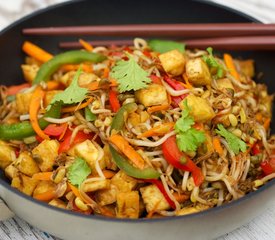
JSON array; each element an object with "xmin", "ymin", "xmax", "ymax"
[
  {"xmin": 50, "ymin": 68, "xmax": 88, "ymax": 106},
  {"xmin": 110, "ymin": 53, "xmax": 151, "ymax": 93},
  {"xmin": 175, "ymin": 100, "xmax": 206, "ymax": 152},
  {"xmin": 215, "ymin": 124, "xmax": 246, "ymax": 155},
  {"xmin": 68, "ymin": 157, "xmax": 91, "ymax": 187},
  {"xmin": 148, "ymin": 39, "xmax": 185, "ymax": 53},
  {"xmin": 202, "ymin": 47, "xmax": 224, "ymax": 79}
]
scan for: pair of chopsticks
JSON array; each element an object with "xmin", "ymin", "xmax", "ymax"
[{"xmin": 22, "ymin": 23, "xmax": 275, "ymax": 50}]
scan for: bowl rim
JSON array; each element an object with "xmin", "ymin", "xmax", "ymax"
[{"xmin": 0, "ymin": 0, "xmax": 272, "ymax": 223}]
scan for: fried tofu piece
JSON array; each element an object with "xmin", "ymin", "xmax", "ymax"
[
  {"xmin": 140, "ymin": 184, "xmax": 170, "ymax": 212},
  {"xmin": 21, "ymin": 64, "xmax": 39, "ymax": 83},
  {"xmin": 186, "ymin": 58, "xmax": 211, "ymax": 86},
  {"xmin": 11, "ymin": 174, "xmax": 39, "ymax": 196},
  {"xmin": 0, "ymin": 140, "xmax": 15, "ymax": 170},
  {"xmin": 103, "ymin": 144, "xmax": 117, "ymax": 171},
  {"xmin": 135, "ymin": 83, "xmax": 168, "ymax": 107},
  {"xmin": 32, "ymin": 140, "xmax": 59, "ymax": 172},
  {"xmin": 116, "ymin": 191, "xmax": 140, "ymax": 218},
  {"xmin": 180, "ymin": 94, "xmax": 215, "ymax": 123},
  {"xmin": 5, "ymin": 164, "xmax": 19, "ymax": 179},
  {"xmin": 216, "ymin": 78, "xmax": 234, "ymax": 91},
  {"xmin": 111, "ymin": 170, "xmax": 138, "ymax": 193},
  {"xmin": 70, "ymin": 140, "xmax": 105, "ymax": 173},
  {"xmin": 15, "ymin": 91, "xmax": 32, "ymax": 114},
  {"xmin": 95, "ymin": 184, "xmax": 117, "ymax": 206},
  {"xmin": 82, "ymin": 179, "xmax": 110, "ymax": 192},
  {"xmin": 33, "ymin": 181, "xmax": 56, "ymax": 196},
  {"xmin": 60, "ymin": 71, "xmax": 99, "ymax": 87},
  {"xmin": 44, "ymin": 90, "xmax": 63, "ymax": 107},
  {"xmin": 49, "ymin": 199, "xmax": 67, "ymax": 209},
  {"xmin": 159, "ymin": 49, "xmax": 186, "ymax": 76},
  {"xmin": 176, "ymin": 204, "xmax": 209, "ymax": 216},
  {"xmin": 14, "ymin": 151, "xmax": 40, "ymax": 177}
]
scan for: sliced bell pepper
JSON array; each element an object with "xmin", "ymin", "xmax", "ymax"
[
  {"xmin": 7, "ymin": 83, "xmax": 31, "ymax": 96},
  {"xmin": 44, "ymin": 123, "xmax": 68, "ymax": 137},
  {"xmin": 251, "ymin": 143, "xmax": 261, "ymax": 156},
  {"xmin": 261, "ymin": 158, "xmax": 275, "ymax": 176},
  {"xmin": 162, "ymin": 135, "xmax": 204, "ymax": 186},
  {"xmin": 109, "ymin": 145, "xmax": 160, "ymax": 179},
  {"xmin": 109, "ymin": 89, "xmax": 120, "ymax": 113}
]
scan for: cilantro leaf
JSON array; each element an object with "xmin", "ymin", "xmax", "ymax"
[
  {"xmin": 148, "ymin": 39, "xmax": 185, "ymax": 53},
  {"xmin": 202, "ymin": 47, "xmax": 224, "ymax": 79},
  {"xmin": 215, "ymin": 124, "xmax": 246, "ymax": 155},
  {"xmin": 175, "ymin": 99, "xmax": 206, "ymax": 152},
  {"xmin": 50, "ymin": 68, "xmax": 88, "ymax": 106},
  {"xmin": 110, "ymin": 53, "xmax": 151, "ymax": 93},
  {"xmin": 85, "ymin": 107, "xmax": 96, "ymax": 122},
  {"xmin": 68, "ymin": 157, "xmax": 91, "ymax": 187}
]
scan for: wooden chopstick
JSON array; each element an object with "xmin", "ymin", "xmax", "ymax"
[
  {"xmin": 59, "ymin": 36, "xmax": 275, "ymax": 51},
  {"xmin": 23, "ymin": 23, "xmax": 275, "ymax": 37}
]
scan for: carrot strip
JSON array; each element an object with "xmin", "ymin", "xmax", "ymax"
[
  {"xmin": 223, "ymin": 53, "xmax": 240, "ymax": 81},
  {"xmin": 102, "ymin": 68, "xmax": 110, "ymax": 78},
  {"xmin": 172, "ymin": 192, "xmax": 189, "ymax": 203},
  {"xmin": 87, "ymin": 79, "xmax": 117, "ymax": 91},
  {"xmin": 46, "ymin": 80, "xmax": 61, "ymax": 90},
  {"xmin": 109, "ymin": 134, "xmax": 145, "ymax": 169},
  {"xmin": 147, "ymin": 104, "xmax": 170, "ymax": 114},
  {"xmin": 32, "ymin": 172, "xmax": 53, "ymax": 181},
  {"xmin": 182, "ymin": 73, "xmax": 193, "ymax": 89},
  {"xmin": 61, "ymin": 97, "xmax": 93, "ymax": 113},
  {"xmin": 68, "ymin": 183, "xmax": 83, "ymax": 199},
  {"xmin": 33, "ymin": 190, "xmax": 56, "ymax": 202},
  {"xmin": 98, "ymin": 206, "xmax": 115, "ymax": 217},
  {"xmin": 213, "ymin": 137, "xmax": 223, "ymax": 156},
  {"xmin": 79, "ymin": 39, "xmax": 93, "ymax": 52},
  {"xmin": 61, "ymin": 64, "xmax": 93, "ymax": 73},
  {"xmin": 22, "ymin": 41, "xmax": 53, "ymax": 63},
  {"xmin": 138, "ymin": 122, "xmax": 174, "ymax": 138},
  {"xmin": 264, "ymin": 118, "xmax": 271, "ymax": 130},
  {"xmin": 29, "ymin": 86, "xmax": 49, "ymax": 140},
  {"xmin": 255, "ymin": 113, "xmax": 263, "ymax": 122},
  {"xmin": 102, "ymin": 170, "xmax": 116, "ymax": 179},
  {"xmin": 59, "ymin": 123, "xmax": 69, "ymax": 141}
]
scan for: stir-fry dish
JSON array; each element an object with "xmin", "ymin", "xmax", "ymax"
[{"xmin": 0, "ymin": 38, "xmax": 274, "ymax": 218}]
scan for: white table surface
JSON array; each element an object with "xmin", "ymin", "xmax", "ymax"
[{"xmin": 0, "ymin": 0, "xmax": 275, "ymax": 239}]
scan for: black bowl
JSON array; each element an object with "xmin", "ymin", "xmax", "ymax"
[{"xmin": 0, "ymin": 1, "xmax": 274, "ymax": 240}]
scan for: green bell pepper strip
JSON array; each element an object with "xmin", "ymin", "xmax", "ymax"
[
  {"xmin": 109, "ymin": 145, "xmax": 160, "ymax": 179},
  {"xmin": 33, "ymin": 50, "xmax": 106, "ymax": 85},
  {"xmin": 0, "ymin": 102, "xmax": 61, "ymax": 140},
  {"xmin": 110, "ymin": 102, "xmax": 138, "ymax": 132}
]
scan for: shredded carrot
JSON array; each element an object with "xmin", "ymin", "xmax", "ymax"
[
  {"xmin": 33, "ymin": 190, "xmax": 56, "ymax": 202},
  {"xmin": 87, "ymin": 79, "xmax": 117, "ymax": 91},
  {"xmin": 29, "ymin": 86, "xmax": 49, "ymax": 140},
  {"xmin": 46, "ymin": 80, "xmax": 61, "ymax": 91},
  {"xmin": 255, "ymin": 113, "xmax": 263, "ymax": 122},
  {"xmin": 61, "ymin": 63, "xmax": 93, "ymax": 73},
  {"xmin": 61, "ymin": 97, "xmax": 93, "ymax": 113},
  {"xmin": 172, "ymin": 192, "xmax": 189, "ymax": 203},
  {"xmin": 22, "ymin": 41, "xmax": 53, "ymax": 63},
  {"xmin": 32, "ymin": 172, "xmax": 53, "ymax": 181},
  {"xmin": 223, "ymin": 53, "xmax": 240, "ymax": 81},
  {"xmin": 102, "ymin": 67, "xmax": 110, "ymax": 78},
  {"xmin": 264, "ymin": 118, "xmax": 271, "ymax": 130},
  {"xmin": 138, "ymin": 122, "xmax": 174, "ymax": 138},
  {"xmin": 193, "ymin": 122, "xmax": 204, "ymax": 131},
  {"xmin": 147, "ymin": 104, "xmax": 170, "ymax": 114},
  {"xmin": 213, "ymin": 137, "xmax": 223, "ymax": 156},
  {"xmin": 109, "ymin": 134, "xmax": 145, "ymax": 169},
  {"xmin": 102, "ymin": 170, "xmax": 116, "ymax": 179},
  {"xmin": 79, "ymin": 39, "xmax": 93, "ymax": 52},
  {"xmin": 68, "ymin": 183, "xmax": 83, "ymax": 200},
  {"xmin": 182, "ymin": 73, "xmax": 193, "ymax": 89},
  {"xmin": 59, "ymin": 123, "xmax": 69, "ymax": 141}
]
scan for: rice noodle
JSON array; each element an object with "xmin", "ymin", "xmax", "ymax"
[{"xmin": 44, "ymin": 116, "xmax": 76, "ymax": 124}]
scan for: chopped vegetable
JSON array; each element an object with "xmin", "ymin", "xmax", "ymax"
[
  {"xmin": 33, "ymin": 50, "xmax": 106, "ymax": 85},
  {"xmin": 85, "ymin": 107, "xmax": 96, "ymax": 122},
  {"xmin": 34, "ymin": 189, "xmax": 56, "ymax": 202},
  {"xmin": 79, "ymin": 39, "xmax": 93, "ymax": 52},
  {"xmin": 110, "ymin": 53, "xmax": 151, "ymax": 92},
  {"xmin": 175, "ymin": 100, "xmax": 205, "ymax": 152},
  {"xmin": 215, "ymin": 124, "xmax": 246, "ymax": 155},
  {"xmin": 109, "ymin": 146, "xmax": 160, "ymax": 179},
  {"xmin": 223, "ymin": 53, "xmax": 240, "ymax": 81},
  {"xmin": 22, "ymin": 41, "xmax": 53, "ymax": 63},
  {"xmin": 68, "ymin": 157, "xmax": 92, "ymax": 187},
  {"xmin": 44, "ymin": 124, "xmax": 67, "ymax": 137},
  {"xmin": 7, "ymin": 83, "xmax": 31, "ymax": 96},
  {"xmin": 202, "ymin": 47, "xmax": 224, "ymax": 79},
  {"xmin": 61, "ymin": 97, "xmax": 93, "ymax": 113},
  {"xmin": 148, "ymin": 39, "xmax": 185, "ymax": 53},
  {"xmin": 260, "ymin": 160, "xmax": 275, "ymax": 176},
  {"xmin": 138, "ymin": 122, "xmax": 174, "ymax": 138},
  {"xmin": 109, "ymin": 89, "xmax": 121, "ymax": 112},
  {"xmin": 32, "ymin": 172, "xmax": 53, "ymax": 181},
  {"xmin": 213, "ymin": 137, "xmax": 223, "ymax": 156}
]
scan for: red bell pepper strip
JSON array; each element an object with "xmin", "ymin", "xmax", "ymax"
[
  {"xmin": 59, "ymin": 128, "xmax": 93, "ymax": 154},
  {"xmin": 150, "ymin": 75, "xmax": 162, "ymax": 85},
  {"xmin": 260, "ymin": 161, "xmax": 274, "ymax": 176},
  {"xmin": 162, "ymin": 135, "xmax": 204, "ymax": 186},
  {"xmin": 251, "ymin": 143, "xmax": 261, "ymax": 156},
  {"xmin": 109, "ymin": 89, "xmax": 121, "ymax": 113},
  {"xmin": 144, "ymin": 179, "xmax": 176, "ymax": 210},
  {"xmin": 44, "ymin": 123, "xmax": 67, "ymax": 137},
  {"xmin": 7, "ymin": 83, "xmax": 31, "ymax": 96}
]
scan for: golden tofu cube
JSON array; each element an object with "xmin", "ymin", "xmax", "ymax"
[
  {"xmin": 33, "ymin": 180, "xmax": 56, "ymax": 196},
  {"xmin": 116, "ymin": 191, "xmax": 140, "ymax": 219},
  {"xmin": 135, "ymin": 83, "xmax": 168, "ymax": 107},
  {"xmin": 32, "ymin": 140, "xmax": 59, "ymax": 172},
  {"xmin": 15, "ymin": 91, "xmax": 33, "ymax": 114},
  {"xmin": 176, "ymin": 204, "xmax": 209, "ymax": 216},
  {"xmin": 103, "ymin": 144, "xmax": 117, "ymax": 171},
  {"xmin": 71, "ymin": 140, "xmax": 105, "ymax": 173},
  {"xmin": 180, "ymin": 95, "xmax": 215, "ymax": 123},
  {"xmin": 49, "ymin": 199, "xmax": 67, "ymax": 209},
  {"xmin": 159, "ymin": 49, "xmax": 186, "ymax": 76},
  {"xmin": 186, "ymin": 58, "xmax": 211, "ymax": 86},
  {"xmin": 216, "ymin": 78, "xmax": 234, "ymax": 91},
  {"xmin": 15, "ymin": 151, "xmax": 40, "ymax": 177},
  {"xmin": 0, "ymin": 140, "xmax": 15, "ymax": 169},
  {"xmin": 95, "ymin": 184, "xmax": 117, "ymax": 206},
  {"xmin": 60, "ymin": 71, "xmax": 99, "ymax": 87},
  {"xmin": 21, "ymin": 64, "xmax": 39, "ymax": 83},
  {"xmin": 44, "ymin": 90, "xmax": 63, "ymax": 107},
  {"xmin": 82, "ymin": 179, "xmax": 110, "ymax": 192},
  {"xmin": 111, "ymin": 170, "xmax": 138, "ymax": 193},
  {"xmin": 11, "ymin": 174, "xmax": 39, "ymax": 196},
  {"xmin": 140, "ymin": 184, "xmax": 170, "ymax": 212},
  {"xmin": 5, "ymin": 164, "xmax": 19, "ymax": 179}
]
